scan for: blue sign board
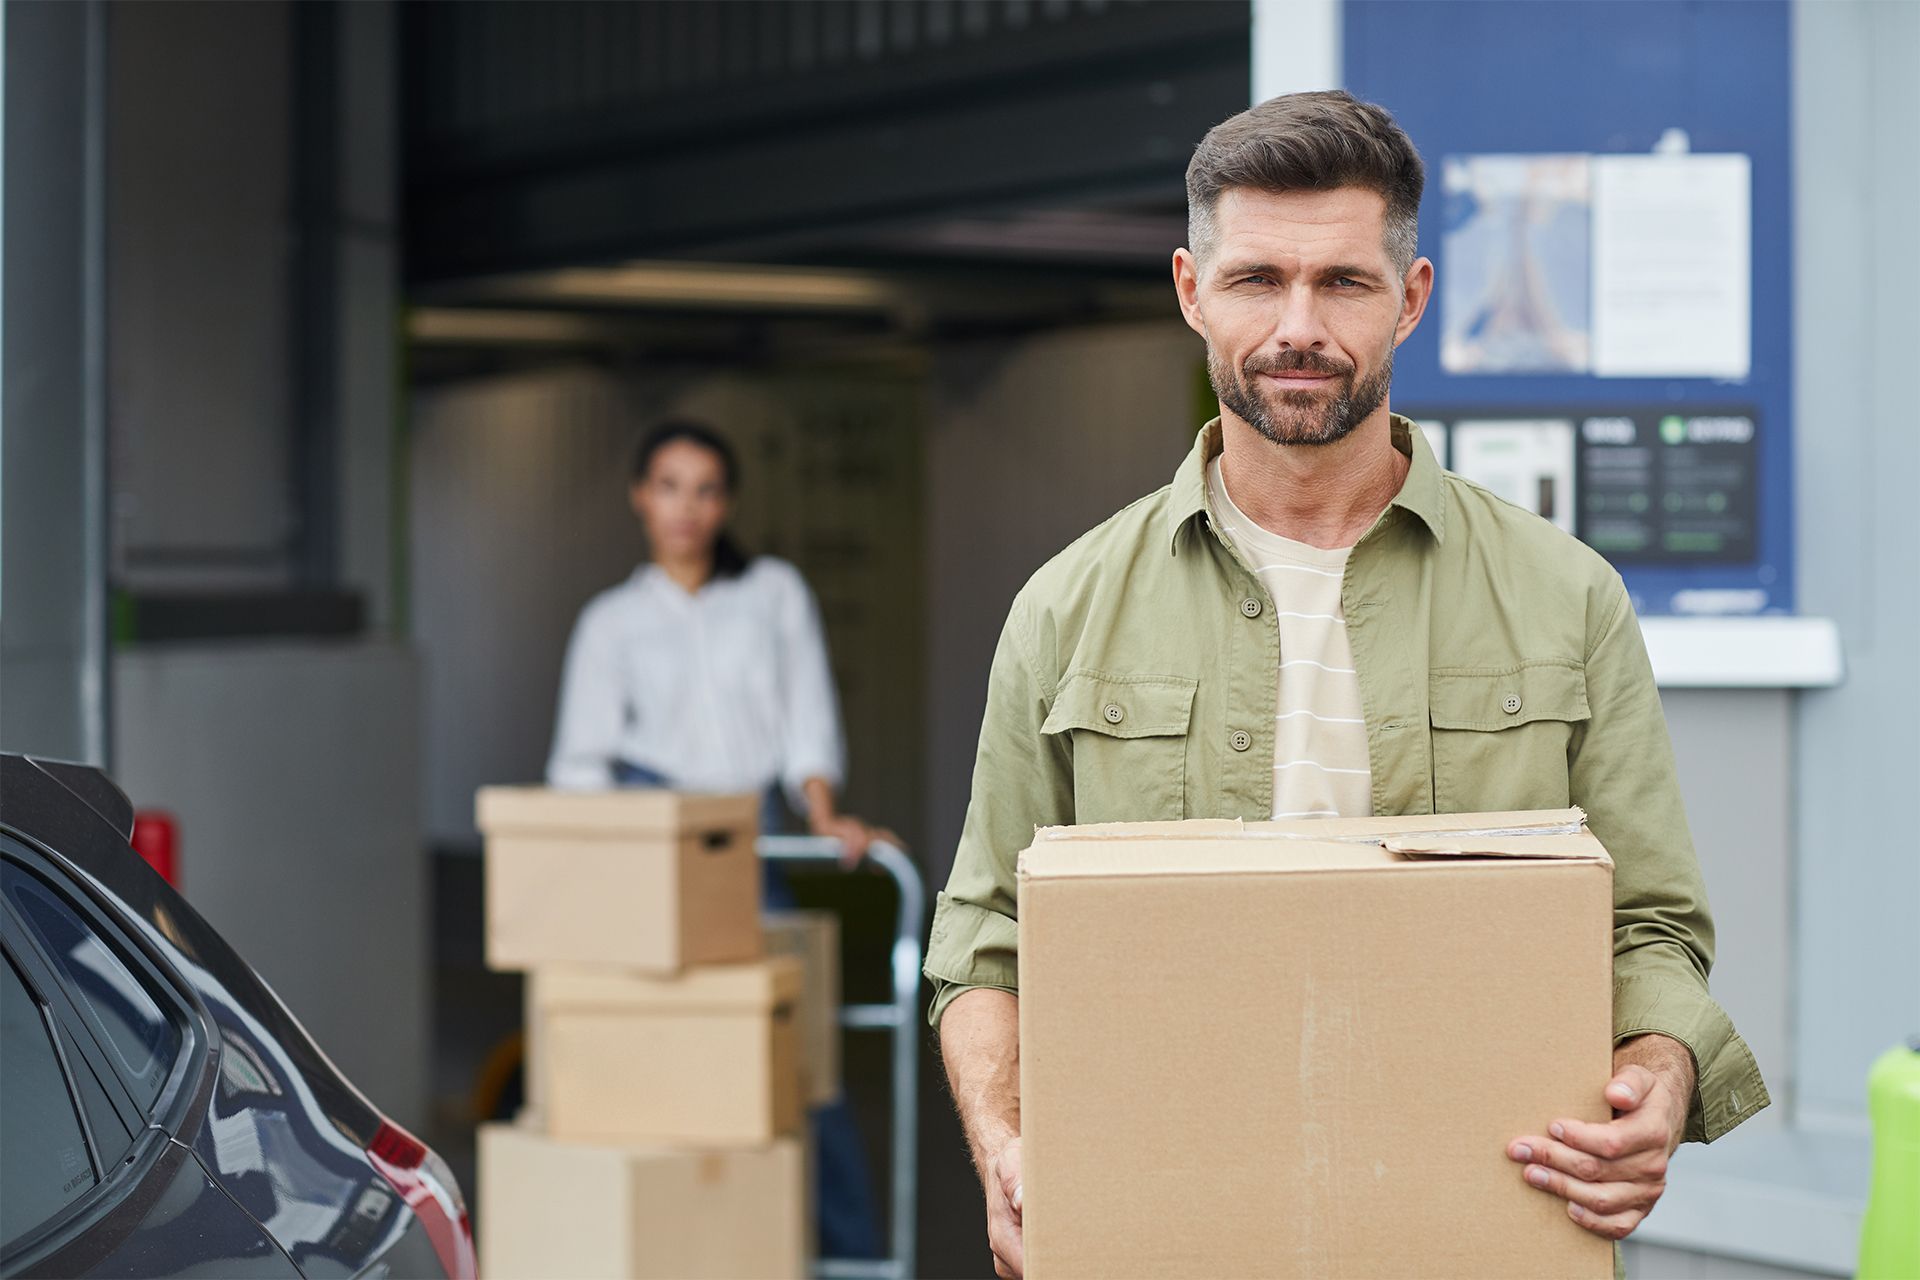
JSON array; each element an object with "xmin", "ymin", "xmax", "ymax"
[{"xmin": 1346, "ymin": 0, "xmax": 1795, "ymax": 615}]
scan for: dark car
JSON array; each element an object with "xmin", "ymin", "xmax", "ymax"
[{"xmin": 0, "ymin": 754, "xmax": 476, "ymax": 1279}]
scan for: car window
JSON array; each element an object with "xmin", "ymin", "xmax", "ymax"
[
  {"xmin": 2, "ymin": 863, "xmax": 182, "ymax": 1111},
  {"xmin": 1, "ymin": 952, "xmax": 98, "ymax": 1246},
  {"xmin": 68, "ymin": 1044, "xmax": 136, "ymax": 1169}
]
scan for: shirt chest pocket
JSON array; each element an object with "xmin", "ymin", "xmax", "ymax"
[
  {"xmin": 1042, "ymin": 671, "xmax": 1195, "ymax": 823},
  {"xmin": 1428, "ymin": 662, "xmax": 1589, "ymax": 813}
]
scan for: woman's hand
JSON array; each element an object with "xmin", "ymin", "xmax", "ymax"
[
  {"xmin": 801, "ymin": 777, "xmax": 900, "ymax": 866},
  {"xmin": 807, "ymin": 811, "xmax": 901, "ymax": 867}
]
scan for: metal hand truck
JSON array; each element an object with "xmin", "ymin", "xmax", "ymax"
[{"xmin": 759, "ymin": 836, "xmax": 925, "ymax": 1280}]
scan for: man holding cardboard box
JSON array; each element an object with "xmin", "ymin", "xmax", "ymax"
[{"xmin": 925, "ymin": 91, "xmax": 1769, "ymax": 1278}]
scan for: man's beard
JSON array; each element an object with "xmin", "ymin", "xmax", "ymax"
[{"xmin": 1207, "ymin": 341, "xmax": 1394, "ymax": 447}]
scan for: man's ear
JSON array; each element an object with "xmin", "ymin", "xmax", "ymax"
[
  {"xmin": 1394, "ymin": 256, "xmax": 1435, "ymax": 346},
  {"xmin": 1172, "ymin": 248, "xmax": 1208, "ymax": 339}
]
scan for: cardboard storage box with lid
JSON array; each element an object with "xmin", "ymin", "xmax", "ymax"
[
  {"xmin": 763, "ymin": 910, "xmax": 842, "ymax": 1107},
  {"xmin": 477, "ymin": 786, "xmax": 760, "ymax": 972},
  {"xmin": 478, "ymin": 1123, "xmax": 805, "ymax": 1279},
  {"xmin": 524, "ymin": 955, "xmax": 804, "ymax": 1146},
  {"xmin": 1018, "ymin": 808, "xmax": 1615, "ymax": 1280}
]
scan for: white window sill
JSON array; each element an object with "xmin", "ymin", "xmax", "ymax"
[{"xmin": 1643, "ymin": 616, "xmax": 1843, "ymax": 688}]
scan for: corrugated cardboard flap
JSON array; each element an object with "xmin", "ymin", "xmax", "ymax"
[
  {"xmin": 1021, "ymin": 809, "xmax": 1606, "ymax": 878},
  {"xmin": 1384, "ymin": 831, "xmax": 1611, "ymax": 863},
  {"xmin": 476, "ymin": 785, "xmax": 758, "ymax": 838},
  {"xmin": 1261, "ymin": 807, "xmax": 1590, "ymax": 843},
  {"xmin": 1032, "ymin": 817, "xmax": 1250, "ymax": 843}
]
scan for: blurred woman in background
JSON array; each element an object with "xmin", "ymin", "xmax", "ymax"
[
  {"xmin": 547, "ymin": 418, "xmax": 893, "ymax": 878},
  {"xmin": 546, "ymin": 418, "xmax": 887, "ymax": 1257}
]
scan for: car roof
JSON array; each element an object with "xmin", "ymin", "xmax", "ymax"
[{"xmin": 10, "ymin": 756, "xmax": 136, "ymax": 841}]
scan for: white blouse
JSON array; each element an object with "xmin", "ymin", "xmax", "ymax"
[{"xmin": 545, "ymin": 557, "xmax": 845, "ymax": 806}]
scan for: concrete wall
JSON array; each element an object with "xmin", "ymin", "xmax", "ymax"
[
  {"xmin": 107, "ymin": 0, "xmax": 295, "ymax": 590},
  {"xmin": 923, "ymin": 319, "xmax": 1201, "ymax": 883},
  {"xmin": 1788, "ymin": 0, "xmax": 1920, "ymax": 1125},
  {"xmin": 112, "ymin": 642, "xmax": 427, "ymax": 1129},
  {"xmin": 409, "ymin": 367, "xmax": 646, "ymax": 841},
  {"xmin": 100, "ymin": 0, "xmax": 424, "ymax": 1129},
  {"xmin": 105, "ymin": 0, "xmax": 400, "ymax": 617},
  {"xmin": 1659, "ymin": 689, "xmax": 1792, "ymax": 1130}
]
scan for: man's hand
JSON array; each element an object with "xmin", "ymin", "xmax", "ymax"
[
  {"xmin": 985, "ymin": 1137, "xmax": 1024, "ymax": 1279},
  {"xmin": 940, "ymin": 989, "xmax": 1024, "ymax": 1278},
  {"xmin": 1508, "ymin": 1033, "xmax": 1696, "ymax": 1240}
]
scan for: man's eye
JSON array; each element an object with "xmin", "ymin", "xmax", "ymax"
[
  {"xmin": 1331, "ymin": 277, "xmax": 1361, "ymax": 289},
  {"xmin": 1240, "ymin": 274, "xmax": 1274, "ymax": 287}
]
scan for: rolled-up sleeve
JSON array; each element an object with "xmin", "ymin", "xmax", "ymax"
[
  {"xmin": 1573, "ymin": 577, "xmax": 1770, "ymax": 1143},
  {"xmin": 925, "ymin": 593, "xmax": 1074, "ymax": 1028},
  {"xmin": 774, "ymin": 564, "xmax": 846, "ymax": 813}
]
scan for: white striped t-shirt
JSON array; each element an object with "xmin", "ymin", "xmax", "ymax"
[{"xmin": 1207, "ymin": 456, "xmax": 1375, "ymax": 820}]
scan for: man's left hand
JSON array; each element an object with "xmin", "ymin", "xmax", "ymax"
[{"xmin": 1507, "ymin": 1033, "xmax": 1696, "ymax": 1241}]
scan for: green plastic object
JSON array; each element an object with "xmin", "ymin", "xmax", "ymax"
[{"xmin": 1857, "ymin": 1036, "xmax": 1920, "ymax": 1279}]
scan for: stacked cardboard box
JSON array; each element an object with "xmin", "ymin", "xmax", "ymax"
[
  {"xmin": 1018, "ymin": 808, "xmax": 1616, "ymax": 1280},
  {"xmin": 762, "ymin": 911, "xmax": 842, "ymax": 1108},
  {"xmin": 475, "ymin": 786, "xmax": 812, "ymax": 1280},
  {"xmin": 479, "ymin": 1125, "xmax": 805, "ymax": 1280}
]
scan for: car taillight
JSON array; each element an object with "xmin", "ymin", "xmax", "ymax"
[
  {"xmin": 131, "ymin": 811, "xmax": 179, "ymax": 886},
  {"xmin": 367, "ymin": 1121, "xmax": 477, "ymax": 1280}
]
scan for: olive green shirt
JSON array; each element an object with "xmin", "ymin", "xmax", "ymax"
[{"xmin": 925, "ymin": 416, "xmax": 1769, "ymax": 1144}]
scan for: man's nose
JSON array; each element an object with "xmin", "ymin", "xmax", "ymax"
[{"xmin": 1269, "ymin": 284, "xmax": 1331, "ymax": 353}]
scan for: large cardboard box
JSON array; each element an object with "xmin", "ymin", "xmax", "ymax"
[
  {"xmin": 763, "ymin": 910, "xmax": 841, "ymax": 1106},
  {"xmin": 478, "ymin": 1123, "xmax": 805, "ymax": 1279},
  {"xmin": 526, "ymin": 956, "xmax": 804, "ymax": 1146},
  {"xmin": 1019, "ymin": 809, "xmax": 1615, "ymax": 1279},
  {"xmin": 477, "ymin": 786, "xmax": 760, "ymax": 972}
]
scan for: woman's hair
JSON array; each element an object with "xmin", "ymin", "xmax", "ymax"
[{"xmin": 631, "ymin": 418, "xmax": 752, "ymax": 580}]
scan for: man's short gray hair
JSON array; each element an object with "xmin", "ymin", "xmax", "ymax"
[{"xmin": 1186, "ymin": 90, "xmax": 1425, "ymax": 274}]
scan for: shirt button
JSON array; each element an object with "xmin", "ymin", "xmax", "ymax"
[
  {"xmin": 1503, "ymin": 695, "xmax": 1523, "ymax": 715},
  {"xmin": 1230, "ymin": 729, "xmax": 1252, "ymax": 752},
  {"xmin": 1240, "ymin": 597, "xmax": 1263, "ymax": 619},
  {"xmin": 1103, "ymin": 703, "xmax": 1124, "ymax": 725}
]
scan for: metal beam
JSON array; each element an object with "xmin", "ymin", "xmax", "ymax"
[
  {"xmin": 1, "ymin": 0, "xmax": 111, "ymax": 764},
  {"xmin": 404, "ymin": 1, "xmax": 1249, "ymax": 280},
  {"xmin": 290, "ymin": 0, "xmax": 340, "ymax": 587}
]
